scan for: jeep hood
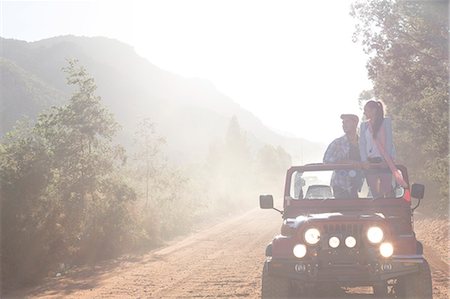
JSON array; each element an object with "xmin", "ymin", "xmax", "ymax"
[{"xmin": 285, "ymin": 212, "xmax": 386, "ymax": 228}]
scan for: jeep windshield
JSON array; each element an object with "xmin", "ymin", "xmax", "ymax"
[{"xmin": 289, "ymin": 164, "xmax": 406, "ymax": 200}]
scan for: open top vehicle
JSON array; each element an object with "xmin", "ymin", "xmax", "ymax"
[{"xmin": 260, "ymin": 163, "xmax": 432, "ymax": 298}]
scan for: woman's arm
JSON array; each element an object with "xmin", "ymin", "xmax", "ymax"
[
  {"xmin": 359, "ymin": 122, "xmax": 368, "ymax": 162},
  {"xmin": 384, "ymin": 118, "xmax": 395, "ymax": 159}
]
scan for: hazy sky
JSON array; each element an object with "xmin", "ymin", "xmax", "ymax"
[{"xmin": 1, "ymin": 0, "xmax": 372, "ymax": 143}]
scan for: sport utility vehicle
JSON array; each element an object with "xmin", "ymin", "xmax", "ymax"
[{"xmin": 260, "ymin": 163, "xmax": 432, "ymax": 298}]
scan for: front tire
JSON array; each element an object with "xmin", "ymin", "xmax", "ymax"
[
  {"xmin": 261, "ymin": 261, "xmax": 291, "ymax": 298},
  {"xmin": 372, "ymin": 281, "xmax": 388, "ymax": 298},
  {"xmin": 398, "ymin": 259, "xmax": 433, "ymax": 299}
]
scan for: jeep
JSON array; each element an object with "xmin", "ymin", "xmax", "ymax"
[{"xmin": 259, "ymin": 163, "xmax": 432, "ymax": 298}]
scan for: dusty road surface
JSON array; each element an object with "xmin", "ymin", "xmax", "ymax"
[{"xmin": 10, "ymin": 209, "xmax": 449, "ymax": 298}]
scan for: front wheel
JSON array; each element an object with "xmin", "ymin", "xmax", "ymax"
[
  {"xmin": 398, "ymin": 259, "xmax": 433, "ymax": 299},
  {"xmin": 261, "ymin": 261, "xmax": 291, "ymax": 298},
  {"xmin": 372, "ymin": 281, "xmax": 388, "ymax": 298}
]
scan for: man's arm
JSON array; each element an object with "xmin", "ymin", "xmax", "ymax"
[{"xmin": 323, "ymin": 139, "xmax": 340, "ymax": 163}]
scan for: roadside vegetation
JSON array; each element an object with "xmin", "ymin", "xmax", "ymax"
[
  {"xmin": 352, "ymin": 0, "xmax": 448, "ymax": 216},
  {"xmin": 0, "ymin": 60, "xmax": 290, "ymax": 288}
]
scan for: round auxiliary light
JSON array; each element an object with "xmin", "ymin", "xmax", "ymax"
[
  {"xmin": 380, "ymin": 242, "xmax": 394, "ymax": 258},
  {"xmin": 329, "ymin": 236, "xmax": 340, "ymax": 248},
  {"xmin": 345, "ymin": 236, "xmax": 357, "ymax": 248},
  {"xmin": 304, "ymin": 228, "xmax": 321, "ymax": 245},
  {"xmin": 367, "ymin": 226, "xmax": 384, "ymax": 244},
  {"xmin": 293, "ymin": 244, "xmax": 307, "ymax": 258}
]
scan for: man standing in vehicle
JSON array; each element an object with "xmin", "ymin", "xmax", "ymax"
[{"xmin": 323, "ymin": 114, "xmax": 363, "ymax": 198}]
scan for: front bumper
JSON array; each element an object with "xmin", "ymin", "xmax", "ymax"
[{"xmin": 267, "ymin": 255, "xmax": 424, "ymax": 285}]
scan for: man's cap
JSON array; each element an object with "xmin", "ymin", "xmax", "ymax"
[{"xmin": 340, "ymin": 114, "xmax": 359, "ymax": 123}]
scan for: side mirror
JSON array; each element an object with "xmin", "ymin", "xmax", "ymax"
[
  {"xmin": 411, "ymin": 183, "xmax": 425, "ymax": 199},
  {"xmin": 259, "ymin": 195, "xmax": 274, "ymax": 209}
]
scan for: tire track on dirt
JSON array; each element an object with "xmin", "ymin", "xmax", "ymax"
[{"xmin": 149, "ymin": 209, "xmax": 281, "ymax": 298}]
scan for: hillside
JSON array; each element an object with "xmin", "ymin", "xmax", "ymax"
[
  {"xmin": 0, "ymin": 35, "xmax": 325, "ymax": 163},
  {"xmin": 0, "ymin": 57, "xmax": 65, "ymax": 133}
]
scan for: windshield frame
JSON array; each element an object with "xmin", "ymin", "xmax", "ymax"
[{"xmin": 284, "ymin": 163, "xmax": 409, "ymax": 202}]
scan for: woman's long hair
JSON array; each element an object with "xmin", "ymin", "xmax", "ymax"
[{"xmin": 365, "ymin": 100, "xmax": 385, "ymax": 138}]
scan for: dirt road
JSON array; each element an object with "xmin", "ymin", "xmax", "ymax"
[{"xmin": 13, "ymin": 209, "xmax": 449, "ymax": 298}]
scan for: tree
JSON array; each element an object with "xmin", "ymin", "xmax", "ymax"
[
  {"xmin": 224, "ymin": 115, "xmax": 251, "ymax": 164},
  {"xmin": 1, "ymin": 60, "xmax": 137, "ymax": 286},
  {"xmin": 352, "ymin": 0, "xmax": 448, "ymax": 215},
  {"xmin": 133, "ymin": 118, "xmax": 166, "ymax": 207},
  {"xmin": 33, "ymin": 60, "xmax": 137, "ymax": 259},
  {"xmin": 0, "ymin": 121, "xmax": 55, "ymax": 285},
  {"xmin": 256, "ymin": 144, "xmax": 292, "ymax": 177},
  {"xmin": 36, "ymin": 59, "xmax": 121, "ymax": 202},
  {"xmin": 202, "ymin": 116, "xmax": 256, "ymax": 212},
  {"xmin": 256, "ymin": 144, "xmax": 292, "ymax": 198}
]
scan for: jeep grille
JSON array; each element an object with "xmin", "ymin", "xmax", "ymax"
[{"xmin": 323, "ymin": 223, "xmax": 363, "ymax": 236}]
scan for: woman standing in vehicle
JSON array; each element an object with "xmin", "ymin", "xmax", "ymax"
[{"xmin": 359, "ymin": 100, "xmax": 395, "ymax": 198}]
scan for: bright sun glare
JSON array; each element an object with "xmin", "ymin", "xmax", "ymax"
[
  {"xmin": 2, "ymin": 0, "xmax": 372, "ymax": 143},
  {"xmin": 127, "ymin": 0, "xmax": 372, "ymax": 143}
]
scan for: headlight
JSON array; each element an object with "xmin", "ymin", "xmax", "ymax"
[
  {"xmin": 345, "ymin": 236, "xmax": 357, "ymax": 248},
  {"xmin": 293, "ymin": 244, "xmax": 307, "ymax": 258},
  {"xmin": 329, "ymin": 236, "xmax": 340, "ymax": 248},
  {"xmin": 367, "ymin": 226, "xmax": 384, "ymax": 244},
  {"xmin": 380, "ymin": 242, "xmax": 394, "ymax": 257},
  {"xmin": 304, "ymin": 228, "xmax": 320, "ymax": 245}
]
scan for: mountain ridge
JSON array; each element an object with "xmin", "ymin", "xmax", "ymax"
[{"xmin": 0, "ymin": 35, "xmax": 325, "ymax": 164}]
